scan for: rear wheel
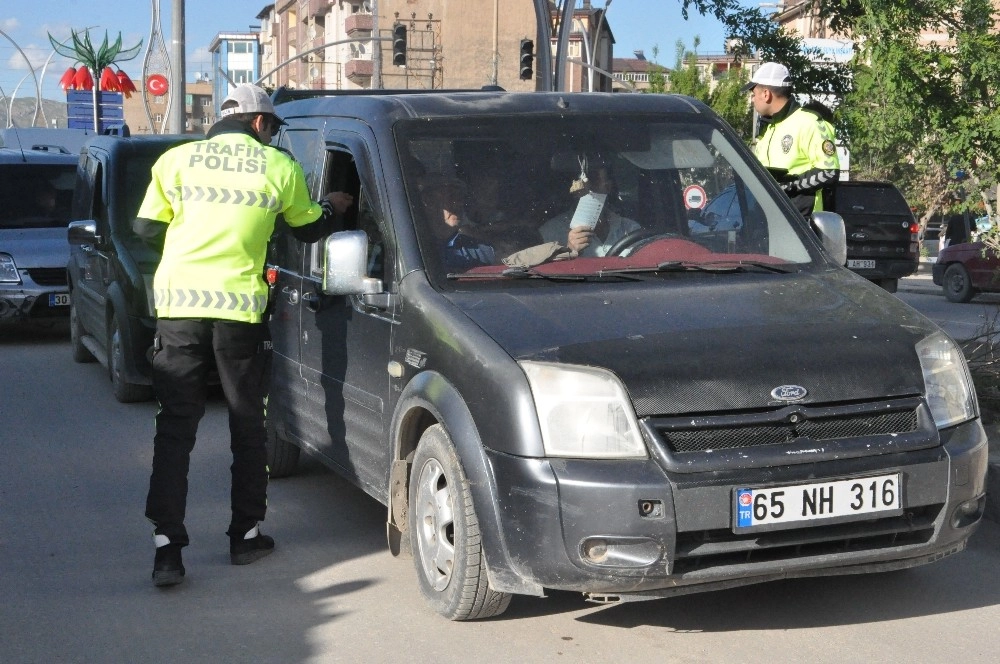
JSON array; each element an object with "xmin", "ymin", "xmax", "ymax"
[
  {"xmin": 943, "ymin": 263, "xmax": 975, "ymax": 303},
  {"xmin": 408, "ymin": 424, "xmax": 512, "ymax": 620},
  {"xmin": 109, "ymin": 314, "xmax": 154, "ymax": 403},
  {"xmin": 69, "ymin": 297, "xmax": 95, "ymax": 363},
  {"xmin": 876, "ymin": 278, "xmax": 898, "ymax": 293},
  {"xmin": 265, "ymin": 418, "xmax": 300, "ymax": 478}
]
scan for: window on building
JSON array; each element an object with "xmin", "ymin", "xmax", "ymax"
[
  {"xmin": 202, "ymin": 98, "xmax": 212, "ymax": 106},
  {"xmin": 231, "ymin": 70, "xmax": 253, "ymax": 84},
  {"xmin": 155, "ymin": 113, "xmax": 163, "ymax": 123}
]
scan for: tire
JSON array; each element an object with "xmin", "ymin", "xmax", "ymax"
[
  {"xmin": 265, "ymin": 418, "xmax": 300, "ymax": 478},
  {"xmin": 877, "ymin": 278, "xmax": 898, "ymax": 293},
  {"xmin": 70, "ymin": 297, "xmax": 96, "ymax": 363},
  {"xmin": 943, "ymin": 263, "xmax": 975, "ymax": 303},
  {"xmin": 109, "ymin": 314, "xmax": 154, "ymax": 403},
  {"xmin": 408, "ymin": 424, "xmax": 512, "ymax": 621}
]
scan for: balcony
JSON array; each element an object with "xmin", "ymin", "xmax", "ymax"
[
  {"xmin": 302, "ymin": 0, "xmax": 330, "ymax": 20},
  {"xmin": 345, "ymin": 58, "xmax": 373, "ymax": 85},
  {"xmin": 345, "ymin": 13, "xmax": 373, "ymax": 36}
]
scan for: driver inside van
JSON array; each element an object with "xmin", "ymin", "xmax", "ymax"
[
  {"xmin": 419, "ymin": 175, "xmax": 497, "ymax": 272},
  {"xmin": 539, "ymin": 156, "xmax": 641, "ymax": 257}
]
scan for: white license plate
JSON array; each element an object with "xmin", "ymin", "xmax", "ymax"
[
  {"xmin": 734, "ymin": 473, "xmax": 901, "ymax": 531},
  {"xmin": 847, "ymin": 259, "xmax": 876, "ymax": 269},
  {"xmin": 49, "ymin": 293, "xmax": 70, "ymax": 307}
]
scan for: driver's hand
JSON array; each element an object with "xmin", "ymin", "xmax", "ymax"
[
  {"xmin": 567, "ymin": 226, "xmax": 592, "ymax": 253},
  {"xmin": 325, "ymin": 191, "xmax": 354, "ymax": 214}
]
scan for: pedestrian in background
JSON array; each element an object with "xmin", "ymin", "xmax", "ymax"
[
  {"xmin": 133, "ymin": 83, "xmax": 352, "ymax": 587},
  {"xmin": 744, "ymin": 62, "xmax": 840, "ymax": 218}
]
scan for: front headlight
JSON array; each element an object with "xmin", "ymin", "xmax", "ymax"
[
  {"xmin": 520, "ymin": 361, "xmax": 647, "ymax": 458},
  {"xmin": 0, "ymin": 253, "xmax": 21, "ymax": 283},
  {"xmin": 917, "ymin": 331, "xmax": 978, "ymax": 429}
]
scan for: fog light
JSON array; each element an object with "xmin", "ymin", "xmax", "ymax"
[
  {"xmin": 580, "ymin": 537, "xmax": 662, "ymax": 567},
  {"xmin": 582, "ymin": 538, "xmax": 609, "ymax": 563},
  {"xmin": 951, "ymin": 496, "xmax": 986, "ymax": 529}
]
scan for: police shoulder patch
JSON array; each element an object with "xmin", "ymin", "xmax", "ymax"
[{"xmin": 822, "ymin": 140, "xmax": 836, "ymax": 156}]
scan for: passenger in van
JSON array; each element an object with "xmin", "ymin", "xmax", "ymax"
[
  {"xmin": 539, "ymin": 158, "xmax": 641, "ymax": 257},
  {"xmin": 419, "ymin": 175, "xmax": 497, "ymax": 271},
  {"xmin": 465, "ymin": 168, "xmax": 541, "ymax": 257}
]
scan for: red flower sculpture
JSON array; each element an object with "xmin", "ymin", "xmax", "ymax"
[
  {"xmin": 99, "ymin": 66, "xmax": 121, "ymax": 92},
  {"xmin": 72, "ymin": 66, "xmax": 94, "ymax": 91},
  {"xmin": 116, "ymin": 69, "xmax": 137, "ymax": 98},
  {"xmin": 58, "ymin": 67, "xmax": 77, "ymax": 91}
]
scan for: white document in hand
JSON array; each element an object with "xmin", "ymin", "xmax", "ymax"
[{"xmin": 569, "ymin": 192, "xmax": 607, "ymax": 229}]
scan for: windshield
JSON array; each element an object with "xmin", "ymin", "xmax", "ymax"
[
  {"xmin": 396, "ymin": 114, "xmax": 820, "ymax": 288},
  {"xmin": 0, "ymin": 164, "xmax": 76, "ymax": 229}
]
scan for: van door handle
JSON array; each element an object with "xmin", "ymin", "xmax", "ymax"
[
  {"xmin": 281, "ymin": 286, "xmax": 299, "ymax": 304},
  {"xmin": 301, "ymin": 291, "xmax": 321, "ymax": 312}
]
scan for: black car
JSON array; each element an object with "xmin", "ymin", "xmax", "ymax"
[
  {"xmin": 834, "ymin": 180, "xmax": 920, "ymax": 292},
  {"xmin": 0, "ymin": 128, "xmax": 92, "ymax": 325},
  {"xmin": 262, "ymin": 89, "xmax": 986, "ymax": 620},
  {"xmin": 66, "ymin": 134, "xmax": 192, "ymax": 402}
]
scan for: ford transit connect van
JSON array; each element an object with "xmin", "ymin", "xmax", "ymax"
[{"xmin": 263, "ymin": 89, "xmax": 988, "ymax": 620}]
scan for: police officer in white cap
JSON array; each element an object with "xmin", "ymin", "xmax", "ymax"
[
  {"xmin": 744, "ymin": 62, "xmax": 840, "ymax": 218},
  {"xmin": 134, "ymin": 83, "xmax": 352, "ymax": 587}
]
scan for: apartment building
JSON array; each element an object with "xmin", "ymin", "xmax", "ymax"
[{"xmin": 254, "ymin": 0, "xmax": 540, "ymax": 92}]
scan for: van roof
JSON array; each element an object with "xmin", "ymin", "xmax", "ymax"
[{"xmin": 272, "ymin": 89, "xmax": 712, "ymax": 127}]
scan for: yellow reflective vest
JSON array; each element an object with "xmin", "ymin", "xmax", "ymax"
[
  {"xmin": 754, "ymin": 102, "xmax": 839, "ymax": 212},
  {"xmin": 138, "ymin": 131, "xmax": 321, "ymax": 323}
]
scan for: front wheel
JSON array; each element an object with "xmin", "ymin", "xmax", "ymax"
[
  {"xmin": 109, "ymin": 314, "xmax": 154, "ymax": 403},
  {"xmin": 943, "ymin": 263, "xmax": 975, "ymax": 303},
  {"xmin": 409, "ymin": 424, "xmax": 512, "ymax": 620}
]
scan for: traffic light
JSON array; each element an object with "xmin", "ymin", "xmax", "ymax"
[
  {"xmin": 519, "ymin": 39, "xmax": 534, "ymax": 80},
  {"xmin": 392, "ymin": 24, "xmax": 407, "ymax": 67}
]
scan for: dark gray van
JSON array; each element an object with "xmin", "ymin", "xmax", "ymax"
[
  {"xmin": 66, "ymin": 134, "xmax": 192, "ymax": 401},
  {"xmin": 264, "ymin": 90, "xmax": 988, "ymax": 620}
]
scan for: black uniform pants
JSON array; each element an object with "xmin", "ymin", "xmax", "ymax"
[{"xmin": 144, "ymin": 318, "xmax": 272, "ymax": 546}]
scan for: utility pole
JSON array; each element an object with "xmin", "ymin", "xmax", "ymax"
[{"xmin": 168, "ymin": 0, "xmax": 185, "ymax": 134}]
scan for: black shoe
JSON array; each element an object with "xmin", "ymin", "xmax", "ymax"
[
  {"xmin": 152, "ymin": 543, "xmax": 185, "ymax": 587},
  {"xmin": 230, "ymin": 526, "xmax": 275, "ymax": 565}
]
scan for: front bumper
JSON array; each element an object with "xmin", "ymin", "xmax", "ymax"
[
  {"xmin": 486, "ymin": 417, "xmax": 988, "ymax": 597},
  {"xmin": 0, "ymin": 285, "xmax": 69, "ymax": 322}
]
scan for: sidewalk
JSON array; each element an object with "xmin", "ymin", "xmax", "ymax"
[{"xmin": 896, "ymin": 258, "xmax": 1000, "ymax": 523}]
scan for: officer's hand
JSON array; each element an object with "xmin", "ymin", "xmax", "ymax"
[{"xmin": 325, "ymin": 191, "xmax": 354, "ymax": 214}]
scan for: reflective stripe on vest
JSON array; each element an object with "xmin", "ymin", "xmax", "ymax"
[
  {"xmin": 165, "ymin": 185, "xmax": 281, "ymax": 211},
  {"xmin": 154, "ymin": 288, "xmax": 268, "ymax": 314}
]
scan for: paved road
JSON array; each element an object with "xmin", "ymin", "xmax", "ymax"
[{"xmin": 3, "ymin": 322, "xmax": 1000, "ymax": 664}]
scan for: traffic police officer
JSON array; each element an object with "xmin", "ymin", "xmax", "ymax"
[
  {"xmin": 745, "ymin": 62, "xmax": 840, "ymax": 218},
  {"xmin": 134, "ymin": 83, "xmax": 352, "ymax": 587}
]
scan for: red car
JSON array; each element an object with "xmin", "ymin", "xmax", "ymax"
[{"xmin": 932, "ymin": 240, "xmax": 1000, "ymax": 302}]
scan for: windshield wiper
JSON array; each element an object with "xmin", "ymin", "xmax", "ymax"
[
  {"xmin": 597, "ymin": 260, "xmax": 797, "ymax": 276},
  {"xmin": 446, "ymin": 266, "xmax": 643, "ymax": 281}
]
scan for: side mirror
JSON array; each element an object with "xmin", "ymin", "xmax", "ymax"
[
  {"xmin": 68, "ymin": 219, "xmax": 100, "ymax": 246},
  {"xmin": 812, "ymin": 211, "xmax": 847, "ymax": 266},
  {"xmin": 322, "ymin": 230, "xmax": 383, "ymax": 296}
]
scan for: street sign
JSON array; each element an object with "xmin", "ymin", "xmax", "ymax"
[
  {"xmin": 684, "ymin": 184, "xmax": 707, "ymax": 210},
  {"xmin": 65, "ymin": 90, "xmax": 124, "ymax": 133}
]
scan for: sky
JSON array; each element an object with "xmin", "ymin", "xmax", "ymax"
[{"xmin": 0, "ymin": 0, "xmax": 737, "ymax": 103}]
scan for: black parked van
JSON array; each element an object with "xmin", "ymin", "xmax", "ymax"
[
  {"xmin": 263, "ymin": 89, "xmax": 987, "ymax": 620},
  {"xmin": 835, "ymin": 180, "xmax": 920, "ymax": 293},
  {"xmin": 66, "ymin": 134, "xmax": 192, "ymax": 402}
]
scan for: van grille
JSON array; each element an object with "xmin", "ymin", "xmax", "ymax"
[
  {"xmin": 661, "ymin": 409, "xmax": 918, "ymax": 454},
  {"xmin": 26, "ymin": 267, "xmax": 67, "ymax": 287},
  {"xmin": 672, "ymin": 504, "xmax": 940, "ymax": 575}
]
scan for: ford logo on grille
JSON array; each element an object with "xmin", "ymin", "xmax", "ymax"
[{"xmin": 771, "ymin": 385, "xmax": 808, "ymax": 401}]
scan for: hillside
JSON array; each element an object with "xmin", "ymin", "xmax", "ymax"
[{"xmin": 0, "ymin": 97, "xmax": 69, "ymax": 129}]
